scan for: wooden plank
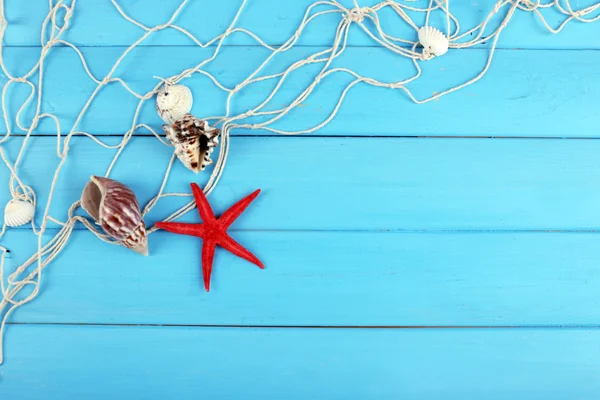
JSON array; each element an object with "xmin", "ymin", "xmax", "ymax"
[
  {"xmin": 3, "ymin": 46, "xmax": 599, "ymax": 137},
  {"xmin": 2, "ymin": 136, "xmax": 600, "ymax": 231},
  {"xmin": 2, "ymin": 325, "xmax": 600, "ymax": 399},
  {"xmin": 3, "ymin": 230, "xmax": 600, "ymax": 326},
  {"xmin": 5, "ymin": 0, "xmax": 600, "ymax": 48}
]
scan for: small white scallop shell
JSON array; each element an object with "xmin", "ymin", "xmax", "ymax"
[
  {"xmin": 418, "ymin": 26, "xmax": 449, "ymax": 57},
  {"xmin": 156, "ymin": 84, "xmax": 193, "ymax": 124},
  {"xmin": 4, "ymin": 199, "xmax": 34, "ymax": 227}
]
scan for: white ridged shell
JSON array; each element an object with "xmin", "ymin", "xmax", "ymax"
[
  {"xmin": 156, "ymin": 84, "xmax": 193, "ymax": 124},
  {"xmin": 4, "ymin": 199, "xmax": 34, "ymax": 227},
  {"xmin": 418, "ymin": 26, "xmax": 449, "ymax": 57}
]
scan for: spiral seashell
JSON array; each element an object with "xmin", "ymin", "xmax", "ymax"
[
  {"xmin": 4, "ymin": 199, "xmax": 34, "ymax": 227},
  {"xmin": 163, "ymin": 114, "xmax": 220, "ymax": 173},
  {"xmin": 81, "ymin": 176, "xmax": 149, "ymax": 256},
  {"xmin": 418, "ymin": 26, "xmax": 449, "ymax": 57},
  {"xmin": 156, "ymin": 84, "xmax": 193, "ymax": 124}
]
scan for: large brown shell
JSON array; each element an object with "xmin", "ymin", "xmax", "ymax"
[
  {"xmin": 81, "ymin": 176, "xmax": 149, "ymax": 256},
  {"xmin": 162, "ymin": 114, "xmax": 220, "ymax": 173}
]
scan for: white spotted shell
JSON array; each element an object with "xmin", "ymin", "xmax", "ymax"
[
  {"xmin": 418, "ymin": 26, "xmax": 449, "ymax": 57},
  {"xmin": 4, "ymin": 199, "xmax": 34, "ymax": 227},
  {"xmin": 156, "ymin": 84, "xmax": 193, "ymax": 124},
  {"xmin": 81, "ymin": 176, "xmax": 149, "ymax": 256},
  {"xmin": 163, "ymin": 114, "xmax": 220, "ymax": 174}
]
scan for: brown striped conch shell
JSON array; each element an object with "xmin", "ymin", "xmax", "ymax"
[
  {"xmin": 162, "ymin": 114, "xmax": 220, "ymax": 173},
  {"xmin": 156, "ymin": 84, "xmax": 193, "ymax": 124},
  {"xmin": 81, "ymin": 176, "xmax": 149, "ymax": 256},
  {"xmin": 4, "ymin": 199, "xmax": 34, "ymax": 227}
]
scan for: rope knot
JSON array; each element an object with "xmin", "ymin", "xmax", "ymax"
[
  {"xmin": 29, "ymin": 116, "xmax": 39, "ymax": 130},
  {"xmin": 63, "ymin": 8, "xmax": 73, "ymax": 22},
  {"xmin": 12, "ymin": 77, "xmax": 27, "ymax": 83},
  {"xmin": 419, "ymin": 51, "xmax": 433, "ymax": 61},
  {"xmin": 345, "ymin": 7, "xmax": 371, "ymax": 23},
  {"xmin": 153, "ymin": 76, "xmax": 176, "ymax": 88}
]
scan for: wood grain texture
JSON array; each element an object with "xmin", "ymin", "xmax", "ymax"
[
  {"xmin": 2, "ymin": 325, "xmax": 600, "ymax": 400},
  {"xmin": 3, "ymin": 46, "xmax": 599, "ymax": 137},
  {"xmin": 5, "ymin": 0, "xmax": 600, "ymax": 48},
  {"xmin": 2, "ymin": 0, "xmax": 600, "ymax": 397},
  {"xmin": 3, "ymin": 230, "xmax": 600, "ymax": 326},
  {"xmin": 2, "ymin": 136, "xmax": 600, "ymax": 231}
]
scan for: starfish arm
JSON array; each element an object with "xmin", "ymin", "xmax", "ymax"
[
  {"xmin": 218, "ymin": 233, "xmax": 264, "ymax": 269},
  {"xmin": 218, "ymin": 189, "xmax": 261, "ymax": 229},
  {"xmin": 190, "ymin": 183, "xmax": 216, "ymax": 222},
  {"xmin": 155, "ymin": 221, "xmax": 206, "ymax": 238},
  {"xmin": 202, "ymin": 239, "xmax": 217, "ymax": 292}
]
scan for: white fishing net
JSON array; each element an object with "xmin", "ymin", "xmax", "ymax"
[{"xmin": 0, "ymin": 0, "xmax": 598, "ymax": 363}]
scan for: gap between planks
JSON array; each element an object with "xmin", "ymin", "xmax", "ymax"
[
  {"xmin": 6, "ymin": 228, "xmax": 600, "ymax": 234},
  {"xmin": 11, "ymin": 134, "xmax": 600, "ymax": 140},
  {"xmin": 7, "ymin": 322, "xmax": 600, "ymax": 330},
  {"xmin": 5, "ymin": 44, "xmax": 597, "ymax": 51}
]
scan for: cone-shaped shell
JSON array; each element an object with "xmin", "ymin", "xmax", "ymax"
[
  {"xmin": 81, "ymin": 176, "xmax": 148, "ymax": 256},
  {"xmin": 162, "ymin": 114, "xmax": 220, "ymax": 173},
  {"xmin": 418, "ymin": 26, "xmax": 449, "ymax": 57},
  {"xmin": 156, "ymin": 84, "xmax": 193, "ymax": 124},
  {"xmin": 4, "ymin": 199, "xmax": 34, "ymax": 227}
]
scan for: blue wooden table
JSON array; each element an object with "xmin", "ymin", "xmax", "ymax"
[{"xmin": 2, "ymin": 1, "xmax": 600, "ymax": 398}]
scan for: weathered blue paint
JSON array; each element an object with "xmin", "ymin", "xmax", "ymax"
[{"xmin": 1, "ymin": 0, "xmax": 599, "ymax": 398}]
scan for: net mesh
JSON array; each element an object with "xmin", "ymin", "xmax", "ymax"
[{"xmin": 0, "ymin": 0, "xmax": 598, "ymax": 363}]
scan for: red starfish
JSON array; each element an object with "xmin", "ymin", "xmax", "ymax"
[{"xmin": 156, "ymin": 183, "xmax": 264, "ymax": 292}]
